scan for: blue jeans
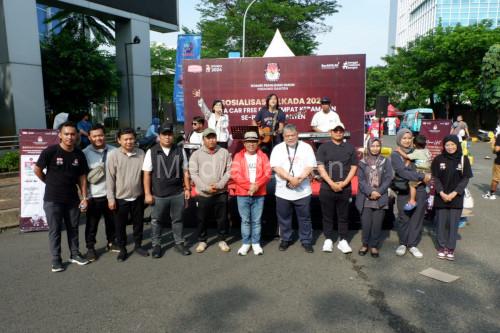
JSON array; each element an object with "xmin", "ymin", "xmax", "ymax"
[{"xmin": 237, "ymin": 196, "xmax": 265, "ymax": 245}]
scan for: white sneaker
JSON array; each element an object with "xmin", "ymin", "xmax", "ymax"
[
  {"xmin": 482, "ymin": 192, "xmax": 497, "ymax": 200},
  {"xmin": 252, "ymin": 243, "xmax": 264, "ymax": 256},
  {"xmin": 409, "ymin": 247, "xmax": 423, "ymax": 258},
  {"xmin": 322, "ymin": 239, "xmax": 333, "ymax": 252},
  {"xmin": 337, "ymin": 239, "xmax": 352, "ymax": 254},
  {"xmin": 237, "ymin": 244, "xmax": 251, "ymax": 256},
  {"xmin": 395, "ymin": 245, "xmax": 407, "ymax": 256}
]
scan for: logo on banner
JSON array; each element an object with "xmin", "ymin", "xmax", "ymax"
[
  {"xmin": 321, "ymin": 63, "xmax": 340, "ymax": 70},
  {"xmin": 342, "ymin": 61, "xmax": 360, "ymax": 70},
  {"xmin": 182, "ymin": 42, "xmax": 194, "ymax": 57},
  {"xmin": 187, "ymin": 65, "xmax": 203, "ymax": 73},
  {"xmin": 265, "ymin": 63, "xmax": 280, "ymax": 82}
]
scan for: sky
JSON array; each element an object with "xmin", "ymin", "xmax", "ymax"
[{"xmin": 150, "ymin": 0, "xmax": 391, "ymax": 67}]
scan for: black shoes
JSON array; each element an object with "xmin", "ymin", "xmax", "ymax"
[
  {"xmin": 86, "ymin": 248, "xmax": 97, "ymax": 262},
  {"xmin": 279, "ymin": 240, "xmax": 290, "ymax": 251},
  {"xmin": 106, "ymin": 242, "xmax": 121, "ymax": 253},
  {"xmin": 134, "ymin": 246, "xmax": 150, "ymax": 257},
  {"xmin": 152, "ymin": 245, "xmax": 162, "ymax": 259},
  {"xmin": 370, "ymin": 249, "xmax": 380, "ymax": 258},
  {"xmin": 358, "ymin": 247, "xmax": 368, "ymax": 256},
  {"xmin": 117, "ymin": 248, "xmax": 128, "ymax": 262},
  {"xmin": 69, "ymin": 253, "xmax": 90, "ymax": 266},
  {"xmin": 174, "ymin": 243, "xmax": 192, "ymax": 256},
  {"xmin": 51, "ymin": 261, "xmax": 64, "ymax": 273},
  {"xmin": 302, "ymin": 243, "xmax": 314, "ymax": 253}
]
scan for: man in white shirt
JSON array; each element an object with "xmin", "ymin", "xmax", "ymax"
[
  {"xmin": 270, "ymin": 124, "xmax": 317, "ymax": 253},
  {"xmin": 310, "ymin": 97, "xmax": 341, "ymax": 133}
]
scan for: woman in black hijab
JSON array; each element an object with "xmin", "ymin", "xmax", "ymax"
[{"xmin": 431, "ymin": 135, "xmax": 473, "ymax": 261}]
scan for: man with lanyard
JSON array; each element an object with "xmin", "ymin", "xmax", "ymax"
[
  {"xmin": 270, "ymin": 124, "xmax": 317, "ymax": 253},
  {"xmin": 310, "ymin": 97, "xmax": 341, "ymax": 133},
  {"xmin": 316, "ymin": 121, "xmax": 358, "ymax": 254},
  {"xmin": 34, "ymin": 121, "xmax": 90, "ymax": 272},
  {"xmin": 83, "ymin": 124, "xmax": 116, "ymax": 261},
  {"xmin": 143, "ymin": 124, "xmax": 192, "ymax": 258}
]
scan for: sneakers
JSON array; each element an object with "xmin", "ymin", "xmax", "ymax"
[
  {"xmin": 51, "ymin": 261, "xmax": 65, "ymax": 273},
  {"xmin": 69, "ymin": 254, "xmax": 90, "ymax": 266},
  {"xmin": 446, "ymin": 250, "xmax": 455, "ymax": 261},
  {"xmin": 218, "ymin": 241, "xmax": 231, "ymax": 252},
  {"xmin": 174, "ymin": 243, "xmax": 192, "ymax": 256},
  {"xmin": 238, "ymin": 244, "xmax": 251, "ymax": 256},
  {"xmin": 152, "ymin": 245, "xmax": 162, "ymax": 259},
  {"xmin": 134, "ymin": 246, "xmax": 150, "ymax": 257},
  {"xmin": 437, "ymin": 248, "xmax": 447, "ymax": 260},
  {"xmin": 395, "ymin": 245, "xmax": 407, "ymax": 256},
  {"xmin": 117, "ymin": 248, "xmax": 127, "ymax": 262},
  {"xmin": 409, "ymin": 247, "xmax": 423, "ymax": 258},
  {"xmin": 322, "ymin": 239, "xmax": 333, "ymax": 253},
  {"xmin": 196, "ymin": 242, "xmax": 208, "ymax": 253},
  {"xmin": 302, "ymin": 243, "xmax": 314, "ymax": 253},
  {"xmin": 86, "ymin": 248, "xmax": 97, "ymax": 262},
  {"xmin": 337, "ymin": 239, "xmax": 352, "ymax": 254},
  {"xmin": 404, "ymin": 202, "xmax": 417, "ymax": 211},
  {"xmin": 482, "ymin": 192, "xmax": 497, "ymax": 200},
  {"xmin": 252, "ymin": 243, "xmax": 264, "ymax": 256},
  {"xmin": 107, "ymin": 243, "xmax": 121, "ymax": 253}
]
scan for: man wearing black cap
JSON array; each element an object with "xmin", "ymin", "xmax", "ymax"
[
  {"xmin": 311, "ymin": 97, "xmax": 341, "ymax": 133},
  {"xmin": 143, "ymin": 124, "xmax": 192, "ymax": 258}
]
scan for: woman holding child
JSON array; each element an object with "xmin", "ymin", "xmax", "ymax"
[{"xmin": 391, "ymin": 129, "xmax": 431, "ymax": 259}]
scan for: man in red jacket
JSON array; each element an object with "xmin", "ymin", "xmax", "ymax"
[{"xmin": 230, "ymin": 131, "xmax": 272, "ymax": 255}]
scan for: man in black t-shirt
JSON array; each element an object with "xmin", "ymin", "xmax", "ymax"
[
  {"xmin": 483, "ymin": 134, "xmax": 500, "ymax": 200},
  {"xmin": 34, "ymin": 121, "xmax": 90, "ymax": 272},
  {"xmin": 316, "ymin": 122, "xmax": 358, "ymax": 254}
]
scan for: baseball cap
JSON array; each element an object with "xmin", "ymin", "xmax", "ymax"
[
  {"xmin": 331, "ymin": 121, "xmax": 345, "ymax": 131},
  {"xmin": 202, "ymin": 128, "xmax": 217, "ymax": 137},
  {"xmin": 320, "ymin": 97, "xmax": 331, "ymax": 104},
  {"xmin": 243, "ymin": 131, "xmax": 259, "ymax": 142},
  {"xmin": 159, "ymin": 123, "xmax": 174, "ymax": 134}
]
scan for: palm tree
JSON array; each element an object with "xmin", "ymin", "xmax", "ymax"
[{"xmin": 45, "ymin": 9, "xmax": 115, "ymax": 45}]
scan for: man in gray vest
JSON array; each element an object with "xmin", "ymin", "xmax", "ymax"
[{"xmin": 143, "ymin": 124, "xmax": 192, "ymax": 258}]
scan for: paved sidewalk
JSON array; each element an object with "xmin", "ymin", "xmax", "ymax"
[{"xmin": 0, "ymin": 174, "xmax": 19, "ymax": 230}]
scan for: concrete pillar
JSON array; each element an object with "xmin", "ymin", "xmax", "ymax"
[
  {"xmin": 0, "ymin": 0, "xmax": 46, "ymax": 135},
  {"xmin": 115, "ymin": 17, "xmax": 152, "ymax": 131}
]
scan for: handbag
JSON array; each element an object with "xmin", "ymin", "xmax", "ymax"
[
  {"xmin": 390, "ymin": 174, "xmax": 409, "ymax": 193},
  {"xmin": 461, "ymin": 155, "xmax": 474, "ymax": 209},
  {"xmin": 87, "ymin": 149, "xmax": 108, "ymax": 185}
]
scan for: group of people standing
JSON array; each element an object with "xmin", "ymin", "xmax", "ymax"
[{"xmin": 35, "ymin": 96, "xmax": 476, "ymax": 273}]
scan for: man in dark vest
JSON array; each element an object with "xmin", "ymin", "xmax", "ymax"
[{"xmin": 143, "ymin": 124, "xmax": 192, "ymax": 258}]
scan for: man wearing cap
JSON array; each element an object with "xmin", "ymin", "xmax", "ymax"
[
  {"xmin": 230, "ymin": 131, "xmax": 272, "ymax": 256},
  {"xmin": 143, "ymin": 124, "xmax": 192, "ymax": 258},
  {"xmin": 188, "ymin": 128, "xmax": 232, "ymax": 253},
  {"xmin": 311, "ymin": 97, "xmax": 341, "ymax": 133},
  {"xmin": 270, "ymin": 124, "xmax": 317, "ymax": 253},
  {"xmin": 316, "ymin": 121, "xmax": 358, "ymax": 254}
]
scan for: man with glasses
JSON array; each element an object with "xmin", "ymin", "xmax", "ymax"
[
  {"xmin": 316, "ymin": 122, "xmax": 358, "ymax": 254},
  {"xmin": 270, "ymin": 124, "xmax": 317, "ymax": 253}
]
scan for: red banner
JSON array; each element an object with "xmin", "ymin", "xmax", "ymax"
[
  {"xmin": 183, "ymin": 55, "xmax": 366, "ymax": 148},
  {"xmin": 419, "ymin": 120, "xmax": 452, "ymax": 159},
  {"xmin": 19, "ymin": 129, "xmax": 59, "ymax": 232}
]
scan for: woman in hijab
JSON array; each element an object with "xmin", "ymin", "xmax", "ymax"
[
  {"xmin": 356, "ymin": 138, "xmax": 393, "ymax": 257},
  {"xmin": 431, "ymin": 135, "xmax": 472, "ymax": 261},
  {"xmin": 391, "ymin": 128, "xmax": 431, "ymax": 258}
]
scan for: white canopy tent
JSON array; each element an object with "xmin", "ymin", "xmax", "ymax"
[{"xmin": 263, "ymin": 29, "xmax": 295, "ymax": 57}]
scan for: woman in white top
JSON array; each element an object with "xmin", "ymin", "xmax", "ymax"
[{"xmin": 199, "ymin": 98, "xmax": 230, "ymax": 148}]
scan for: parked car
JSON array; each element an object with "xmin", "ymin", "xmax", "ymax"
[{"xmin": 400, "ymin": 108, "xmax": 434, "ymax": 133}]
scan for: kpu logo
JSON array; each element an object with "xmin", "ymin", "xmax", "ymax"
[{"xmin": 265, "ymin": 63, "xmax": 280, "ymax": 82}]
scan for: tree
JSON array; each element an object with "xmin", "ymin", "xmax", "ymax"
[
  {"xmin": 41, "ymin": 31, "xmax": 120, "ymax": 116},
  {"xmin": 45, "ymin": 9, "xmax": 115, "ymax": 45},
  {"xmin": 150, "ymin": 43, "xmax": 176, "ymax": 107},
  {"xmin": 194, "ymin": 0, "xmax": 339, "ymax": 58},
  {"xmin": 365, "ymin": 66, "xmax": 405, "ymax": 110},
  {"xmin": 480, "ymin": 43, "xmax": 500, "ymax": 124}
]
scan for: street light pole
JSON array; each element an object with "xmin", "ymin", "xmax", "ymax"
[
  {"xmin": 242, "ymin": 0, "xmax": 258, "ymax": 58},
  {"xmin": 124, "ymin": 36, "xmax": 141, "ymax": 128}
]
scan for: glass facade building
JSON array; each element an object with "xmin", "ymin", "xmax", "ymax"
[{"xmin": 392, "ymin": 0, "xmax": 499, "ymax": 49}]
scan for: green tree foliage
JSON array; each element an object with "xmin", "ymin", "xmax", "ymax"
[
  {"xmin": 382, "ymin": 22, "xmax": 500, "ymax": 120},
  {"xmin": 45, "ymin": 10, "xmax": 115, "ymax": 45},
  {"xmin": 365, "ymin": 66, "xmax": 404, "ymax": 110},
  {"xmin": 194, "ymin": 0, "xmax": 339, "ymax": 58},
  {"xmin": 41, "ymin": 31, "xmax": 120, "ymax": 116},
  {"xmin": 480, "ymin": 43, "xmax": 500, "ymax": 114},
  {"xmin": 150, "ymin": 43, "xmax": 176, "ymax": 103}
]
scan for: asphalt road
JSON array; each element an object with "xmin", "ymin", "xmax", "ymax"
[{"xmin": 1, "ymin": 137, "xmax": 499, "ymax": 333}]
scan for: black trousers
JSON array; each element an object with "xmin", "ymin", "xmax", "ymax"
[
  {"xmin": 435, "ymin": 208, "xmax": 461, "ymax": 250},
  {"xmin": 85, "ymin": 196, "xmax": 115, "ymax": 249},
  {"xmin": 360, "ymin": 207, "xmax": 385, "ymax": 248},
  {"xmin": 319, "ymin": 188, "xmax": 351, "ymax": 240},
  {"xmin": 195, "ymin": 193, "xmax": 228, "ymax": 242},
  {"xmin": 114, "ymin": 197, "xmax": 144, "ymax": 248},
  {"xmin": 396, "ymin": 189, "xmax": 427, "ymax": 247}
]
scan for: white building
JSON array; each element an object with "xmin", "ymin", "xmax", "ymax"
[{"xmin": 389, "ymin": 0, "xmax": 500, "ymax": 51}]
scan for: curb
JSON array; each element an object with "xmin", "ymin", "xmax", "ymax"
[{"xmin": 0, "ymin": 208, "xmax": 19, "ymax": 231}]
